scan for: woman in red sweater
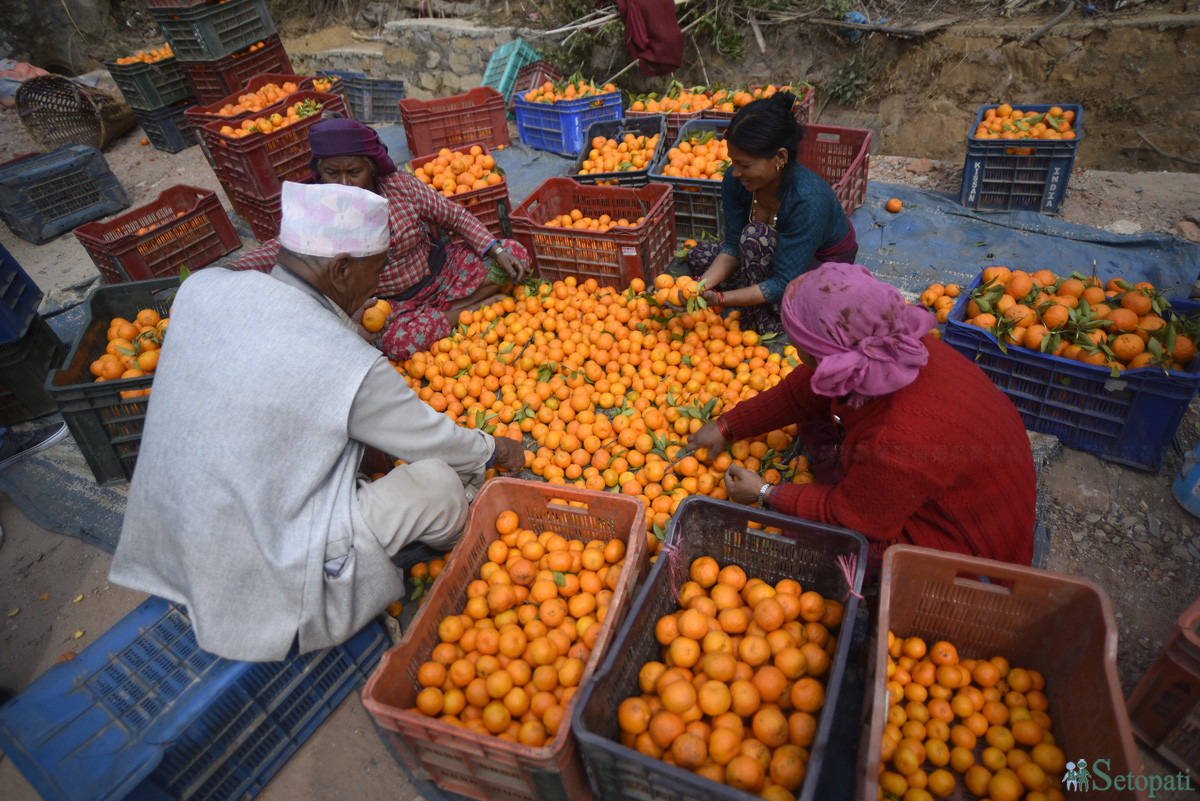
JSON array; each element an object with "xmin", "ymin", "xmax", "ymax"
[{"xmin": 687, "ymin": 262, "xmax": 1036, "ymax": 566}]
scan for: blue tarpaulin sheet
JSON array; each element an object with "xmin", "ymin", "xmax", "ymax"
[{"xmin": 851, "ymin": 182, "xmax": 1199, "ymax": 299}]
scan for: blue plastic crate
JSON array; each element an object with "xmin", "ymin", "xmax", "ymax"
[
  {"xmin": 959, "ymin": 103, "xmax": 1083, "ymax": 215},
  {"xmin": 0, "ymin": 146, "xmax": 128, "ymax": 245},
  {"xmin": 481, "ymin": 39, "xmax": 540, "ymax": 108},
  {"xmin": 514, "ymin": 91, "xmax": 623, "ymax": 156},
  {"xmin": 0, "ymin": 242, "xmax": 45, "ymax": 346},
  {"xmin": 134, "ymin": 101, "xmax": 200, "ymax": 153},
  {"xmin": 0, "ymin": 596, "xmax": 388, "ymax": 801},
  {"xmin": 943, "ymin": 274, "xmax": 1200, "ymax": 471},
  {"xmin": 105, "ymin": 56, "xmax": 194, "ymax": 112},
  {"xmin": 316, "ymin": 70, "xmax": 405, "ymax": 124}
]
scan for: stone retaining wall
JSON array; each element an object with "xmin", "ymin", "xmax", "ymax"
[{"xmin": 289, "ymin": 20, "xmax": 516, "ymax": 101}]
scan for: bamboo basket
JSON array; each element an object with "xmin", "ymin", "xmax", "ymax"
[{"xmin": 16, "ymin": 76, "xmax": 137, "ymax": 152}]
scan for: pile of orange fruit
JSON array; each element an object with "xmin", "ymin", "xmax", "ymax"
[
  {"xmin": 114, "ymin": 44, "xmax": 173, "ymax": 65},
  {"xmin": 616, "ymin": 556, "xmax": 843, "ymax": 800},
  {"xmin": 878, "ymin": 632, "xmax": 1068, "ymax": 801},
  {"xmin": 406, "ymin": 508, "xmax": 632, "ymax": 746},
  {"xmin": 576, "ymin": 132, "xmax": 662, "ymax": 181},
  {"xmin": 719, "ymin": 84, "xmax": 811, "ymax": 112},
  {"xmin": 217, "ymin": 98, "xmax": 322, "ymax": 138},
  {"xmin": 540, "ymin": 210, "xmax": 645, "ymax": 231},
  {"xmin": 213, "ymin": 81, "xmax": 300, "ymax": 117},
  {"xmin": 88, "ymin": 308, "xmax": 168, "ymax": 398},
  {"xmin": 311, "ymin": 76, "xmax": 333, "ymax": 92},
  {"xmin": 971, "ymin": 104, "xmax": 1076, "ymax": 142},
  {"xmin": 392, "ymin": 274, "xmax": 812, "ymax": 557},
  {"xmin": 411, "ymin": 145, "xmax": 503, "ymax": 197},
  {"xmin": 628, "ymin": 86, "xmax": 717, "ymax": 114},
  {"xmin": 523, "ymin": 78, "xmax": 618, "ymax": 104},
  {"xmin": 932, "ymin": 267, "xmax": 1200, "ymax": 372},
  {"xmin": 658, "ymin": 130, "xmax": 731, "ymax": 181}
]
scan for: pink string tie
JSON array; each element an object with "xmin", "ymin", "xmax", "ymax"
[{"xmin": 837, "ymin": 553, "xmax": 864, "ymax": 603}]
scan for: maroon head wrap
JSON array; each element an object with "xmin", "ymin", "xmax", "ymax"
[
  {"xmin": 781, "ymin": 263, "xmax": 937, "ymax": 406},
  {"xmin": 308, "ymin": 118, "xmax": 396, "ymax": 180}
]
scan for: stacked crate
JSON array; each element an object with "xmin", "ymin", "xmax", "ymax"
[
  {"xmin": 150, "ymin": 0, "xmax": 291, "ymax": 106},
  {"xmin": 0, "ymin": 243, "xmax": 65, "ymax": 425},
  {"xmin": 105, "ymin": 45, "xmax": 198, "ymax": 153}
]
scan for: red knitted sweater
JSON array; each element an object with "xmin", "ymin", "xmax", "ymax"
[{"xmin": 720, "ymin": 337, "xmax": 1036, "ymax": 565}]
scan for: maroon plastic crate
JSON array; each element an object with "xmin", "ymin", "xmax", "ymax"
[
  {"xmin": 509, "ymin": 177, "xmax": 674, "ymax": 290},
  {"xmin": 409, "ymin": 142, "xmax": 511, "ymax": 240},
  {"xmin": 202, "ymin": 90, "xmax": 346, "ymax": 197},
  {"xmin": 701, "ymin": 83, "xmax": 817, "ymax": 125},
  {"xmin": 800, "ymin": 123, "xmax": 871, "ymax": 217},
  {"xmin": 227, "ymin": 186, "xmax": 282, "ymax": 242},
  {"xmin": 177, "ymin": 35, "xmax": 294, "ymax": 106},
  {"xmin": 399, "ymin": 87, "xmax": 510, "ymax": 157},
  {"xmin": 73, "ymin": 185, "xmax": 240, "ymax": 283}
]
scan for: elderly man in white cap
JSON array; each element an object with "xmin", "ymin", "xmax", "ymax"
[{"xmin": 110, "ymin": 181, "xmax": 524, "ymax": 661}]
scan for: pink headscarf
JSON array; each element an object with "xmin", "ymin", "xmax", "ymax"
[{"xmin": 781, "ymin": 263, "xmax": 936, "ymax": 406}]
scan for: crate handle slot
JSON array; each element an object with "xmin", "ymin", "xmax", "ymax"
[
  {"xmin": 952, "ymin": 571, "xmax": 1014, "ymax": 595},
  {"xmin": 544, "ymin": 499, "xmax": 589, "ymax": 515}
]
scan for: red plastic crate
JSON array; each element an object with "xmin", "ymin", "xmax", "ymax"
[
  {"xmin": 73, "ymin": 185, "xmax": 239, "ymax": 283},
  {"xmin": 509, "ymin": 177, "xmax": 674, "ymax": 290},
  {"xmin": 184, "ymin": 73, "xmax": 332, "ymax": 130},
  {"xmin": 801, "ymin": 123, "xmax": 871, "ymax": 217},
  {"xmin": 1127, "ymin": 596, "xmax": 1200, "ymax": 777},
  {"xmin": 362, "ymin": 478, "xmax": 648, "ymax": 801},
  {"xmin": 701, "ymin": 83, "xmax": 817, "ymax": 125},
  {"xmin": 398, "ymin": 87, "xmax": 510, "ymax": 157},
  {"xmin": 861, "ymin": 545, "xmax": 1145, "ymax": 801},
  {"xmin": 177, "ymin": 35, "xmax": 294, "ymax": 106},
  {"xmin": 226, "ymin": 186, "xmax": 281, "ymax": 242},
  {"xmin": 408, "ymin": 142, "xmax": 511, "ymax": 240},
  {"xmin": 202, "ymin": 90, "xmax": 346, "ymax": 197}
]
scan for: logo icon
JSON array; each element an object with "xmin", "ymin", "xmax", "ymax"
[{"xmin": 1064, "ymin": 758, "xmax": 1092, "ymax": 791}]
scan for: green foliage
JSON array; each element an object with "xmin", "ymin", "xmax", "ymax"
[{"xmin": 828, "ymin": 51, "xmax": 871, "ymax": 105}]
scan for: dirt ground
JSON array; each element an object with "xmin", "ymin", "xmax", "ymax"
[{"xmin": 2, "ymin": 34, "xmax": 1200, "ymax": 801}]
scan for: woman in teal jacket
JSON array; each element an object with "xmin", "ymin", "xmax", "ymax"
[{"xmin": 687, "ymin": 92, "xmax": 858, "ymax": 333}]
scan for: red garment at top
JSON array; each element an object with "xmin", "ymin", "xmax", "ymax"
[
  {"xmin": 720, "ymin": 336, "xmax": 1036, "ymax": 566},
  {"xmin": 600, "ymin": 0, "xmax": 683, "ymax": 77}
]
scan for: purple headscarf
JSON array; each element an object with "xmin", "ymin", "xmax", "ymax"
[
  {"xmin": 781, "ymin": 263, "xmax": 937, "ymax": 406},
  {"xmin": 308, "ymin": 118, "xmax": 396, "ymax": 180}
]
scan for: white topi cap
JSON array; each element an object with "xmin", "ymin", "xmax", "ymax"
[{"xmin": 278, "ymin": 181, "xmax": 389, "ymax": 258}]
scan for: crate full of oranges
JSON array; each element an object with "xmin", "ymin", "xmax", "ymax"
[
  {"xmin": 573, "ymin": 495, "xmax": 869, "ymax": 801},
  {"xmin": 45, "ymin": 277, "xmax": 179, "ymax": 486},
  {"xmin": 362, "ymin": 478, "xmax": 649, "ymax": 801},
  {"xmin": 514, "ymin": 76, "xmax": 624, "ymax": 157},
  {"xmin": 409, "ymin": 143, "xmax": 511, "ymax": 240},
  {"xmin": 861, "ymin": 545, "xmax": 1145, "ymax": 801},
  {"xmin": 938, "ymin": 266, "xmax": 1200, "ymax": 470}
]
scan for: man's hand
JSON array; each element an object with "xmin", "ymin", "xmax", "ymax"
[
  {"xmin": 490, "ymin": 435, "xmax": 526, "ymax": 473},
  {"xmin": 351, "ymin": 298, "xmax": 378, "ymax": 342},
  {"xmin": 494, "ymin": 248, "xmax": 529, "ymax": 283},
  {"xmin": 687, "ymin": 420, "xmax": 729, "ymax": 461},
  {"xmin": 724, "ymin": 463, "xmax": 767, "ymax": 505}
]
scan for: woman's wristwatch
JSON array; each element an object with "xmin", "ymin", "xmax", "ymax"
[{"xmin": 757, "ymin": 482, "xmax": 772, "ymax": 509}]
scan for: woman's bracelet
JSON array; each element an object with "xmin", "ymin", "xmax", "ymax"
[
  {"xmin": 714, "ymin": 291, "xmax": 725, "ymax": 307},
  {"xmin": 486, "ymin": 239, "xmax": 503, "ymax": 257}
]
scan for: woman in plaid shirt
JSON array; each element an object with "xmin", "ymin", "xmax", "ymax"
[{"xmin": 230, "ymin": 118, "xmax": 528, "ymax": 360}]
